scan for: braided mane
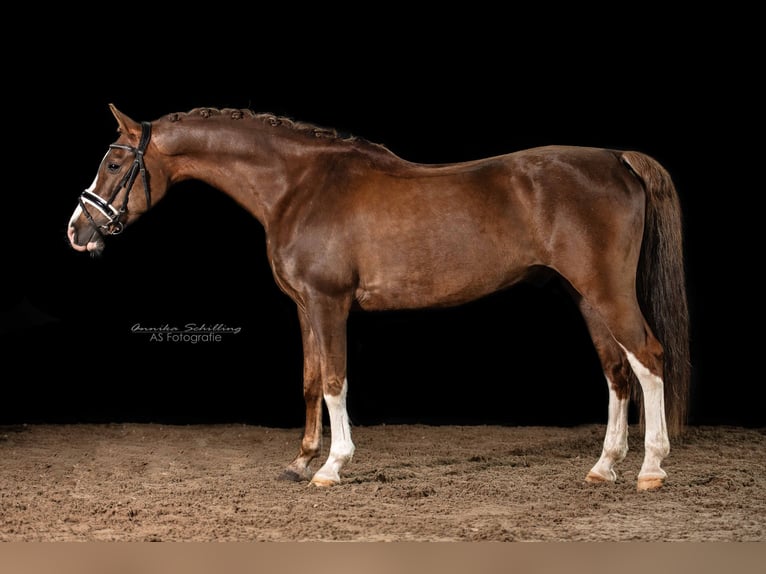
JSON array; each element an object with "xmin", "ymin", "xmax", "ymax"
[{"xmin": 162, "ymin": 107, "xmax": 392, "ymax": 154}]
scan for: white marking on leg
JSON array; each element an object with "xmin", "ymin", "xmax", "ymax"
[
  {"xmin": 311, "ymin": 378, "xmax": 355, "ymax": 485},
  {"xmin": 619, "ymin": 344, "xmax": 670, "ymax": 483},
  {"xmin": 588, "ymin": 375, "xmax": 629, "ymax": 482}
]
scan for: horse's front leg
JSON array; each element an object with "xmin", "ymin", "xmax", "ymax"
[
  {"xmin": 304, "ymin": 295, "xmax": 354, "ymax": 487},
  {"xmin": 280, "ymin": 311, "xmax": 323, "ymax": 482},
  {"xmin": 311, "ymin": 374, "xmax": 354, "ymax": 487}
]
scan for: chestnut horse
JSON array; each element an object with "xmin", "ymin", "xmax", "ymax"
[{"xmin": 67, "ymin": 104, "xmax": 689, "ymax": 491}]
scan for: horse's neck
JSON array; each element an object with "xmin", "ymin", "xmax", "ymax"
[{"xmin": 161, "ymin": 124, "xmax": 308, "ymax": 227}]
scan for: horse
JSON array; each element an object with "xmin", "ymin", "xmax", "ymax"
[{"xmin": 67, "ymin": 104, "xmax": 690, "ymax": 491}]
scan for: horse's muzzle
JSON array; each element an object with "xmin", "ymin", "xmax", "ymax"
[{"xmin": 67, "ymin": 225, "xmax": 103, "ymax": 253}]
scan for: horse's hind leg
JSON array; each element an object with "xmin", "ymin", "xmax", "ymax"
[
  {"xmin": 582, "ymin": 293, "xmax": 670, "ymax": 491},
  {"xmin": 576, "ymin": 299, "xmax": 631, "ymax": 484},
  {"xmin": 619, "ymin": 338, "xmax": 670, "ymax": 491}
]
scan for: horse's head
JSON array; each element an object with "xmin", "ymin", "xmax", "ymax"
[{"xmin": 67, "ymin": 104, "xmax": 168, "ymax": 255}]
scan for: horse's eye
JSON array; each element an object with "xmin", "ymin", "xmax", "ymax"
[{"xmin": 107, "ymin": 163, "xmax": 120, "ymax": 173}]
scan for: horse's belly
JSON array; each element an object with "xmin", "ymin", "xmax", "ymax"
[
  {"xmin": 350, "ymin": 192, "xmax": 537, "ymax": 310},
  {"xmin": 354, "ymin": 257, "xmax": 527, "ymax": 311}
]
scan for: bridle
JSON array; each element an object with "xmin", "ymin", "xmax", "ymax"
[{"xmin": 78, "ymin": 121, "xmax": 152, "ymax": 237}]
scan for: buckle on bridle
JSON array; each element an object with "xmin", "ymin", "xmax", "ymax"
[{"xmin": 106, "ymin": 219, "xmax": 124, "ymax": 235}]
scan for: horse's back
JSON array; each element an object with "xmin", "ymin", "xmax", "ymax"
[{"xmin": 330, "ymin": 145, "xmax": 645, "ymax": 310}]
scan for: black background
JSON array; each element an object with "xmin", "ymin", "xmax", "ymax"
[{"xmin": 3, "ymin": 13, "xmax": 761, "ymax": 428}]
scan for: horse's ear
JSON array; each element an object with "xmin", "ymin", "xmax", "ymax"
[{"xmin": 108, "ymin": 103, "xmax": 141, "ymax": 137}]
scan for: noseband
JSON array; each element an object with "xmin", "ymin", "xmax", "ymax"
[{"xmin": 79, "ymin": 121, "xmax": 152, "ymax": 237}]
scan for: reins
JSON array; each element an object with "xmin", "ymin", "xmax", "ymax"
[{"xmin": 79, "ymin": 121, "xmax": 152, "ymax": 237}]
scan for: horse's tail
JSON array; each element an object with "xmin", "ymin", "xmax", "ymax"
[{"xmin": 621, "ymin": 151, "xmax": 691, "ymax": 437}]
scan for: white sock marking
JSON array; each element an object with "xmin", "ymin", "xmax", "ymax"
[
  {"xmin": 313, "ymin": 378, "xmax": 355, "ymax": 482},
  {"xmin": 618, "ymin": 344, "xmax": 670, "ymax": 478}
]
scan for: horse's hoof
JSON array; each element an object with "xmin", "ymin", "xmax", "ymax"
[
  {"xmin": 310, "ymin": 474, "xmax": 339, "ymax": 488},
  {"xmin": 585, "ymin": 472, "xmax": 609, "ymax": 484},
  {"xmin": 278, "ymin": 469, "xmax": 306, "ymax": 482},
  {"xmin": 585, "ymin": 469, "xmax": 616, "ymax": 484},
  {"xmin": 637, "ymin": 476, "xmax": 665, "ymax": 491}
]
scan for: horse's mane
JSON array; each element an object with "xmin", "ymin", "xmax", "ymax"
[{"xmin": 163, "ymin": 107, "xmax": 393, "ymax": 155}]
